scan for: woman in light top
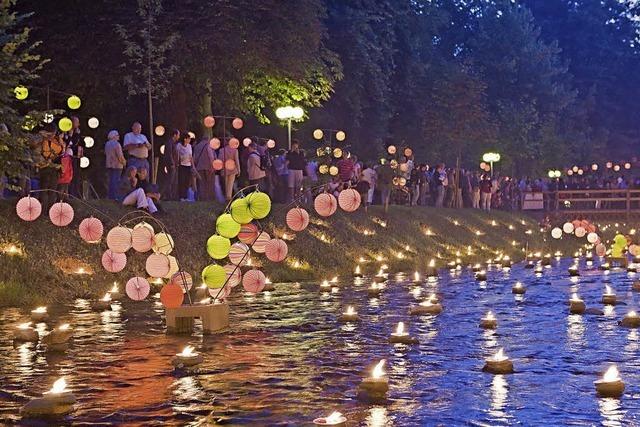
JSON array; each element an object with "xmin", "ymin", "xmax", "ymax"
[{"xmin": 176, "ymin": 132, "xmax": 193, "ymax": 201}]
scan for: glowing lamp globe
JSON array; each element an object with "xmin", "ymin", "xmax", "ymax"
[
  {"xmin": 203, "ymin": 115, "xmax": 215, "ymax": 128},
  {"xmin": 155, "ymin": 125, "xmax": 165, "ymax": 136},
  {"xmin": 329, "ymin": 166, "xmax": 339, "ymax": 176},
  {"xmin": 238, "ymin": 223, "xmax": 260, "ymax": 244},
  {"xmin": 291, "ymin": 107, "xmax": 304, "ymax": 119},
  {"xmin": 216, "ymin": 213, "xmax": 241, "ymax": 238},
  {"xmin": 230, "ymin": 198, "xmax": 253, "ymax": 224},
  {"xmin": 229, "ymin": 242, "xmax": 250, "ymax": 266},
  {"xmin": 58, "ymin": 117, "xmax": 73, "ymax": 132},
  {"xmin": 83, "ymin": 136, "xmax": 95, "ymax": 148},
  {"xmin": 126, "ymin": 277, "xmax": 150, "ymax": 301},
  {"xmin": 88, "ymin": 117, "xmax": 99, "ymax": 129},
  {"xmin": 152, "ymin": 232, "xmax": 174, "ymax": 254},
  {"xmin": 335, "ymin": 130, "xmax": 346, "ymax": 142},
  {"xmin": 160, "ymin": 283, "xmax": 184, "ymax": 308},
  {"xmin": 587, "ymin": 232, "xmax": 599, "ymax": 244},
  {"xmin": 551, "ymin": 227, "xmax": 562, "ymax": 239},
  {"xmin": 562, "ymin": 222, "xmax": 574, "ymax": 234},
  {"xmin": 228, "ymin": 138, "xmax": 240, "ymax": 149},
  {"xmin": 14, "ymin": 85, "xmax": 28, "ymax": 100},
  {"xmin": 79, "ymin": 217, "xmax": 103, "ymax": 243},
  {"xmin": 286, "ymin": 207, "xmax": 310, "ymax": 231},
  {"xmin": 387, "ymin": 145, "xmax": 397, "ymax": 155},
  {"xmin": 313, "ymin": 129, "xmax": 324, "ymax": 140},
  {"xmin": 146, "ymin": 253, "xmax": 171, "ymax": 278},
  {"xmin": 101, "ymin": 249, "xmax": 127, "ymax": 273},
  {"xmin": 16, "ymin": 196, "xmax": 42, "ymax": 221},
  {"xmin": 201, "ymin": 264, "xmax": 227, "ymax": 288},
  {"xmin": 265, "ymin": 239, "xmax": 288, "ymax": 262},
  {"xmin": 252, "ymin": 232, "xmax": 271, "ymax": 254},
  {"xmin": 333, "ymin": 148, "xmax": 343, "ymax": 158},
  {"xmin": 315, "ymin": 193, "xmax": 337, "ymax": 217},
  {"xmin": 212, "ymin": 159, "xmax": 224, "ymax": 170},
  {"xmin": 242, "ymin": 269, "xmax": 266, "ymax": 293},
  {"xmin": 225, "ymin": 159, "xmax": 236, "ymax": 171},
  {"xmin": 338, "ymin": 188, "xmax": 361, "ymax": 212},
  {"xmin": 243, "ymin": 137, "xmax": 252, "ymax": 147},
  {"xmin": 67, "ymin": 95, "xmax": 81, "ymax": 110},
  {"xmin": 209, "ymin": 138, "xmax": 221, "ymax": 150},
  {"xmin": 49, "ymin": 202, "xmax": 74, "ymax": 227},
  {"xmin": 80, "ymin": 157, "xmax": 90, "ymax": 168},
  {"xmin": 232, "ymin": 118, "xmax": 244, "ymax": 129},
  {"xmin": 625, "ymin": 162, "xmax": 631, "ymax": 170},
  {"xmin": 246, "ymin": 191, "xmax": 272, "ymax": 219},
  {"xmin": 267, "ymin": 139, "xmax": 276, "ymax": 149}
]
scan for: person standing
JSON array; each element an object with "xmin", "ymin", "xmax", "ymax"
[
  {"xmin": 159, "ymin": 129, "xmax": 180, "ymax": 200},
  {"xmin": 376, "ymin": 161, "xmax": 394, "ymax": 213},
  {"xmin": 285, "ymin": 140, "xmax": 306, "ymax": 202},
  {"xmin": 472, "ymin": 171, "xmax": 481, "ymax": 209},
  {"xmin": 31, "ymin": 124, "xmax": 65, "ymax": 212},
  {"xmin": 273, "ymin": 149, "xmax": 288, "ymax": 202},
  {"xmin": 337, "ymin": 153, "xmax": 355, "ymax": 184},
  {"xmin": 361, "ymin": 163, "xmax": 377, "ymax": 207},
  {"xmin": 61, "ymin": 116, "xmax": 84, "ymax": 197},
  {"xmin": 193, "ymin": 136, "xmax": 216, "ymax": 201},
  {"xmin": 176, "ymin": 133, "xmax": 194, "ymax": 201},
  {"xmin": 433, "ymin": 164, "xmax": 447, "ymax": 208},
  {"xmin": 480, "ymin": 173, "xmax": 492, "ymax": 211},
  {"xmin": 105, "ymin": 130, "xmax": 126, "ymax": 200},
  {"xmin": 123, "ymin": 122, "xmax": 151, "ymax": 173},
  {"xmin": 220, "ymin": 138, "xmax": 240, "ymax": 201},
  {"xmin": 246, "ymin": 142, "xmax": 266, "ymax": 190}
]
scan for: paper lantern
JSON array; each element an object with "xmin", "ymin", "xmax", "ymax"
[
  {"xmin": 612, "ymin": 247, "xmax": 623, "ymax": 258},
  {"xmin": 336, "ymin": 130, "xmax": 346, "ymax": 141},
  {"xmin": 83, "ymin": 136, "xmax": 95, "ymax": 148},
  {"xmin": 16, "ymin": 196, "xmax": 42, "ymax": 221},
  {"xmin": 629, "ymin": 245, "xmax": 640, "ymax": 257},
  {"xmin": 614, "ymin": 234, "xmax": 627, "ymax": 247},
  {"xmin": 575, "ymin": 227, "xmax": 586, "ymax": 238},
  {"xmin": 595, "ymin": 243, "xmax": 606, "ymax": 257},
  {"xmin": 238, "ymin": 223, "xmax": 260, "ymax": 244},
  {"xmin": 79, "ymin": 157, "xmax": 90, "ymax": 168},
  {"xmin": 246, "ymin": 191, "xmax": 271, "ymax": 219},
  {"xmin": 49, "ymin": 202, "xmax": 74, "ymax": 226},
  {"xmin": 88, "ymin": 117, "xmax": 99, "ymax": 129},
  {"xmin": 551, "ymin": 227, "xmax": 562, "ymax": 239},
  {"xmin": 209, "ymin": 138, "xmax": 221, "ymax": 150},
  {"xmin": 160, "ymin": 283, "xmax": 184, "ymax": 308},
  {"xmin": 212, "ymin": 159, "xmax": 224, "ymax": 170},
  {"xmin": 242, "ymin": 269, "xmax": 266, "ymax": 293},
  {"xmin": 102, "ymin": 249, "xmax": 127, "ymax": 273},
  {"xmin": 229, "ymin": 138, "xmax": 240, "ymax": 149},
  {"xmin": 252, "ymin": 232, "xmax": 271, "ymax": 253},
  {"xmin": 586, "ymin": 223, "xmax": 597, "ymax": 233},
  {"xmin": 231, "ymin": 198, "xmax": 253, "ymax": 224},
  {"xmin": 267, "ymin": 139, "xmax": 276, "ymax": 148},
  {"xmin": 155, "ymin": 125, "xmax": 165, "ymax": 136},
  {"xmin": 229, "ymin": 242, "xmax": 250, "ymax": 266},
  {"xmin": 146, "ymin": 253, "xmax": 171, "ymax": 278},
  {"xmin": 165, "ymin": 255, "xmax": 179, "ymax": 278},
  {"xmin": 58, "ymin": 117, "xmax": 72, "ymax": 132},
  {"xmin": 587, "ymin": 232, "xmax": 599, "ymax": 244},
  {"xmin": 387, "ymin": 145, "xmax": 396, "ymax": 155},
  {"xmin": 152, "ymin": 232, "xmax": 174, "ymax": 254},
  {"xmin": 126, "ymin": 277, "xmax": 150, "ymax": 301},
  {"xmin": 67, "ymin": 95, "xmax": 81, "ymax": 110},
  {"xmin": 225, "ymin": 159, "xmax": 236, "ymax": 171},
  {"xmin": 14, "ymin": 85, "xmax": 28, "ymax": 100},
  {"xmin": 338, "ymin": 188, "xmax": 361, "ymax": 212},
  {"xmin": 232, "ymin": 117, "xmax": 243, "ymax": 129},
  {"xmin": 286, "ymin": 207, "xmax": 309, "ymax": 231},
  {"xmin": 216, "ymin": 213, "xmax": 241, "ymax": 238},
  {"xmin": 203, "ymin": 115, "xmax": 215, "ymax": 128},
  {"xmin": 223, "ymin": 264, "xmax": 242, "ymax": 287},
  {"xmin": 329, "ymin": 166, "xmax": 339, "ymax": 176},
  {"xmin": 202, "ymin": 264, "xmax": 227, "ymax": 288},
  {"xmin": 210, "ymin": 285, "xmax": 232, "ymax": 299},
  {"xmin": 404, "ymin": 147, "xmax": 413, "ymax": 157},
  {"xmin": 313, "ymin": 129, "xmax": 324, "ymax": 140},
  {"xmin": 206, "ymin": 235, "xmax": 231, "ymax": 259},
  {"xmin": 562, "ymin": 222, "xmax": 574, "ymax": 234},
  {"xmin": 131, "ymin": 224, "xmax": 154, "ymax": 252},
  {"xmin": 171, "ymin": 271, "xmax": 193, "ymax": 290},
  {"xmin": 79, "ymin": 217, "xmax": 104, "ymax": 243},
  {"xmin": 243, "ymin": 137, "xmax": 252, "ymax": 147},
  {"xmin": 314, "ymin": 193, "xmax": 337, "ymax": 217},
  {"xmin": 107, "ymin": 226, "xmax": 132, "ymax": 253},
  {"xmin": 265, "ymin": 239, "xmax": 288, "ymax": 262}
]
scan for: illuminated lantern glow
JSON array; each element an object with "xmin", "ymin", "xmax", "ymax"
[
  {"xmin": 78, "ymin": 217, "xmax": 104, "ymax": 243},
  {"xmin": 606, "ymin": 161, "xmax": 613, "ymax": 168},
  {"xmin": 229, "ymin": 242, "xmax": 250, "ymax": 266},
  {"xmin": 335, "ymin": 130, "xmax": 346, "ymax": 141},
  {"xmin": 155, "ymin": 125, "xmax": 165, "ymax": 136},
  {"xmin": 387, "ymin": 145, "xmax": 397, "ymax": 155},
  {"xmin": 587, "ymin": 232, "xmax": 599, "ymax": 244},
  {"xmin": 265, "ymin": 238, "xmax": 288, "ymax": 262},
  {"xmin": 315, "ymin": 193, "xmax": 338, "ymax": 217},
  {"xmin": 171, "ymin": 271, "xmax": 193, "ymax": 290},
  {"xmin": 80, "ymin": 157, "xmax": 90, "ymax": 168},
  {"xmin": 404, "ymin": 147, "xmax": 413, "ymax": 157},
  {"xmin": 216, "ymin": 213, "xmax": 241, "ymax": 238},
  {"xmin": 243, "ymin": 137, "xmax": 252, "ymax": 147},
  {"xmin": 160, "ymin": 283, "xmax": 184, "ymax": 308},
  {"xmin": 16, "ymin": 196, "xmax": 42, "ymax": 221},
  {"xmin": 83, "ymin": 136, "xmax": 95, "ymax": 148},
  {"xmin": 286, "ymin": 207, "xmax": 310, "ymax": 231},
  {"xmin": 223, "ymin": 264, "xmax": 242, "ymax": 287},
  {"xmin": 102, "ymin": 249, "xmax": 127, "ymax": 273},
  {"xmin": 313, "ymin": 129, "xmax": 324, "ymax": 140},
  {"xmin": 333, "ymin": 148, "xmax": 343, "ymax": 158},
  {"xmin": 14, "ymin": 85, "xmax": 28, "ymax": 100},
  {"xmin": 49, "ymin": 202, "xmax": 74, "ymax": 227},
  {"xmin": 231, "ymin": 198, "xmax": 253, "ymax": 224},
  {"xmin": 238, "ymin": 223, "xmax": 260, "ymax": 244},
  {"xmin": 232, "ymin": 118, "xmax": 244, "ymax": 129},
  {"xmin": 228, "ymin": 137, "xmax": 240, "ymax": 149},
  {"xmin": 551, "ymin": 227, "xmax": 562, "ymax": 239},
  {"xmin": 212, "ymin": 159, "xmax": 224, "ymax": 170},
  {"xmin": 58, "ymin": 117, "xmax": 73, "ymax": 132},
  {"xmin": 152, "ymin": 232, "xmax": 174, "ymax": 254},
  {"xmin": 267, "ymin": 139, "xmax": 276, "ymax": 149},
  {"xmin": 67, "ymin": 95, "xmax": 81, "ymax": 110},
  {"xmin": 209, "ymin": 138, "xmax": 221, "ymax": 149},
  {"xmin": 201, "ymin": 264, "xmax": 227, "ymax": 288},
  {"xmin": 575, "ymin": 227, "xmax": 586, "ymax": 238},
  {"xmin": 319, "ymin": 164, "xmax": 329, "ymax": 174},
  {"xmin": 246, "ymin": 191, "xmax": 272, "ymax": 219},
  {"xmin": 107, "ymin": 226, "xmax": 132, "ymax": 253},
  {"xmin": 225, "ymin": 159, "xmax": 236, "ymax": 171},
  {"xmin": 252, "ymin": 231, "xmax": 271, "ymax": 253},
  {"xmin": 203, "ymin": 115, "xmax": 215, "ymax": 128},
  {"xmin": 88, "ymin": 117, "xmax": 99, "ymax": 129},
  {"xmin": 206, "ymin": 234, "xmax": 231, "ymax": 259},
  {"xmin": 146, "ymin": 253, "xmax": 171, "ymax": 278},
  {"xmin": 338, "ymin": 188, "xmax": 361, "ymax": 212},
  {"xmin": 562, "ymin": 222, "xmax": 574, "ymax": 234},
  {"xmin": 242, "ymin": 269, "xmax": 266, "ymax": 293},
  {"xmin": 614, "ymin": 165, "xmax": 620, "ymax": 172},
  {"xmin": 592, "ymin": 164, "xmax": 598, "ymax": 171},
  {"xmin": 329, "ymin": 165, "xmax": 339, "ymax": 176},
  {"xmin": 126, "ymin": 277, "xmax": 150, "ymax": 301},
  {"xmin": 131, "ymin": 224, "xmax": 154, "ymax": 252},
  {"xmin": 625, "ymin": 162, "xmax": 631, "ymax": 170}
]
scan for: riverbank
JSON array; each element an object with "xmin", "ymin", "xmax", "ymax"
[{"xmin": 0, "ymin": 199, "xmax": 587, "ymax": 307}]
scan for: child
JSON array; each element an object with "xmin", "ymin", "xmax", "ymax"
[{"xmin": 57, "ymin": 147, "xmax": 74, "ymax": 198}]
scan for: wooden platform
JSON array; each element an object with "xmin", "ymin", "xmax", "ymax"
[
  {"xmin": 605, "ymin": 256, "xmax": 628, "ymax": 267},
  {"xmin": 165, "ymin": 302, "xmax": 230, "ymax": 334}
]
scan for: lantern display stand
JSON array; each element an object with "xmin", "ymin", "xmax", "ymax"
[{"xmin": 165, "ymin": 302, "xmax": 230, "ymax": 334}]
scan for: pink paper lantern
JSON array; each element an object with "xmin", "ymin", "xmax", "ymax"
[
  {"xmin": 286, "ymin": 207, "xmax": 309, "ymax": 232},
  {"xmin": 314, "ymin": 193, "xmax": 337, "ymax": 217},
  {"xmin": 49, "ymin": 202, "xmax": 74, "ymax": 226},
  {"xmin": 16, "ymin": 196, "xmax": 42, "ymax": 221},
  {"xmin": 228, "ymin": 138, "xmax": 240, "ymax": 149},
  {"xmin": 102, "ymin": 249, "xmax": 127, "ymax": 273},
  {"xmin": 229, "ymin": 242, "xmax": 250, "ymax": 266},
  {"xmin": 252, "ymin": 231, "xmax": 271, "ymax": 253},
  {"xmin": 209, "ymin": 284, "xmax": 232, "ymax": 300},
  {"xmin": 126, "ymin": 277, "xmax": 150, "ymax": 301},
  {"xmin": 106, "ymin": 226, "xmax": 132, "ymax": 253},
  {"xmin": 131, "ymin": 225, "xmax": 154, "ymax": 253},
  {"xmin": 238, "ymin": 223, "xmax": 260, "ymax": 244},
  {"xmin": 338, "ymin": 188, "xmax": 361, "ymax": 212},
  {"xmin": 223, "ymin": 264, "xmax": 242, "ymax": 287},
  {"xmin": 265, "ymin": 238, "xmax": 288, "ymax": 262},
  {"xmin": 212, "ymin": 159, "xmax": 224, "ymax": 170},
  {"xmin": 171, "ymin": 271, "xmax": 193, "ymax": 291},
  {"xmin": 242, "ymin": 269, "xmax": 266, "ymax": 293},
  {"xmin": 203, "ymin": 115, "xmax": 216, "ymax": 128},
  {"xmin": 146, "ymin": 253, "xmax": 170, "ymax": 278},
  {"xmin": 209, "ymin": 138, "xmax": 221, "ymax": 150},
  {"xmin": 232, "ymin": 117, "xmax": 243, "ymax": 129},
  {"xmin": 78, "ymin": 217, "xmax": 104, "ymax": 243}
]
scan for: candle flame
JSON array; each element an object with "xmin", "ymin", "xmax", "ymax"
[
  {"xmin": 346, "ymin": 306, "xmax": 355, "ymax": 315},
  {"xmin": 571, "ymin": 293, "xmax": 581, "ymax": 301},
  {"xmin": 330, "ymin": 276, "xmax": 338, "ymax": 283},
  {"xmin": 32, "ymin": 306, "xmax": 47, "ymax": 313},
  {"xmin": 605, "ymin": 285, "xmax": 613, "ymax": 295},
  {"xmin": 603, "ymin": 365, "xmax": 620, "ymax": 382},
  {"xmin": 514, "ymin": 282, "xmax": 522, "ymax": 288},
  {"xmin": 485, "ymin": 311, "xmax": 495, "ymax": 321},
  {"xmin": 325, "ymin": 411, "xmax": 344, "ymax": 424},
  {"xmin": 429, "ymin": 259, "xmax": 435, "ymax": 268},
  {"xmin": 58, "ymin": 324, "xmax": 70, "ymax": 331},
  {"xmin": 179, "ymin": 345, "xmax": 195, "ymax": 357},
  {"xmin": 49, "ymin": 378, "xmax": 67, "ymax": 394},
  {"xmin": 414, "ymin": 271, "xmax": 420, "ymax": 281},
  {"xmin": 627, "ymin": 311, "xmax": 637, "ymax": 318},
  {"xmin": 101, "ymin": 293, "xmax": 112, "ymax": 302},
  {"xmin": 321, "ymin": 280, "xmax": 330, "ymax": 287},
  {"xmin": 355, "ymin": 265, "xmax": 361, "ymax": 274},
  {"xmin": 110, "ymin": 283, "xmax": 119, "ymax": 292},
  {"xmin": 395, "ymin": 322, "xmax": 405, "ymax": 335},
  {"xmin": 420, "ymin": 299, "xmax": 433, "ymax": 307},
  {"xmin": 372, "ymin": 359, "xmax": 385, "ymax": 379},
  {"xmin": 492, "ymin": 348, "xmax": 507, "ymax": 361},
  {"xmin": 18, "ymin": 322, "xmax": 32, "ymax": 329}
]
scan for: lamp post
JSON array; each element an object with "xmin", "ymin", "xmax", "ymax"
[
  {"xmin": 276, "ymin": 106, "xmax": 304, "ymax": 150},
  {"xmin": 482, "ymin": 152, "xmax": 501, "ymax": 176}
]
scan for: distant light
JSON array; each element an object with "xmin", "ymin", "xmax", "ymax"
[
  {"xmin": 88, "ymin": 117, "xmax": 99, "ymax": 129},
  {"xmin": 80, "ymin": 157, "xmax": 90, "ymax": 168},
  {"xmin": 313, "ymin": 129, "xmax": 324, "ymax": 140},
  {"xmin": 83, "ymin": 136, "xmax": 94, "ymax": 148},
  {"xmin": 155, "ymin": 125, "xmax": 165, "ymax": 136},
  {"xmin": 335, "ymin": 130, "xmax": 346, "ymax": 141}
]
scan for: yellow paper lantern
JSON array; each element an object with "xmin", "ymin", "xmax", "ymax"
[
  {"xmin": 231, "ymin": 198, "xmax": 253, "ymax": 224},
  {"xmin": 216, "ymin": 213, "xmax": 241, "ymax": 239},
  {"xmin": 202, "ymin": 264, "xmax": 227, "ymax": 288},
  {"xmin": 313, "ymin": 129, "xmax": 324, "ymax": 140},
  {"xmin": 246, "ymin": 191, "xmax": 272, "ymax": 219},
  {"xmin": 14, "ymin": 86, "xmax": 28, "ymax": 100},
  {"xmin": 67, "ymin": 95, "xmax": 81, "ymax": 110},
  {"xmin": 59, "ymin": 117, "xmax": 73, "ymax": 132},
  {"xmin": 153, "ymin": 232, "xmax": 174, "ymax": 254},
  {"xmin": 335, "ymin": 130, "xmax": 346, "ymax": 141},
  {"xmin": 206, "ymin": 234, "xmax": 231, "ymax": 259}
]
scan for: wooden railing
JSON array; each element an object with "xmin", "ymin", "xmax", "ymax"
[{"xmin": 522, "ymin": 189, "xmax": 640, "ymax": 218}]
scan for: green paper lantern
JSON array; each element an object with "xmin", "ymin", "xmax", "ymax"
[
  {"xmin": 246, "ymin": 191, "xmax": 271, "ymax": 219},
  {"xmin": 201, "ymin": 264, "xmax": 227, "ymax": 288},
  {"xmin": 613, "ymin": 234, "xmax": 626, "ymax": 247},
  {"xmin": 611, "ymin": 247, "xmax": 623, "ymax": 258},
  {"xmin": 14, "ymin": 86, "xmax": 28, "ymax": 100},
  {"xmin": 67, "ymin": 95, "xmax": 81, "ymax": 110},
  {"xmin": 59, "ymin": 117, "xmax": 73, "ymax": 132},
  {"xmin": 206, "ymin": 234, "xmax": 231, "ymax": 259},
  {"xmin": 216, "ymin": 213, "xmax": 241, "ymax": 239},
  {"xmin": 230, "ymin": 198, "xmax": 253, "ymax": 224}
]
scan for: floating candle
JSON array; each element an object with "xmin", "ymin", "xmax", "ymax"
[
  {"xmin": 602, "ymin": 285, "xmax": 616, "ymax": 305},
  {"xmin": 109, "ymin": 282, "xmax": 122, "ymax": 299},
  {"xmin": 389, "ymin": 321, "xmax": 418, "ymax": 344},
  {"xmin": 619, "ymin": 310, "xmax": 640, "ymax": 328},
  {"xmin": 313, "ymin": 411, "xmax": 347, "ymax": 426},
  {"xmin": 512, "ymin": 282, "xmax": 526, "ymax": 294},
  {"xmin": 339, "ymin": 306, "xmax": 359, "ymax": 322},
  {"xmin": 91, "ymin": 293, "xmax": 112, "ymax": 311},
  {"xmin": 410, "ymin": 299, "xmax": 443, "ymax": 315},
  {"xmin": 320, "ymin": 280, "xmax": 331, "ymax": 290},
  {"xmin": 367, "ymin": 283, "xmax": 382, "ymax": 297},
  {"xmin": 354, "ymin": 265, "xmax": 362, "ymax": 277},
  {"xmin": 483, "ymin": 348, "xmax": 514, "ymax": 374},
  {"xmin": 31, "ymin": 306, "xmax": 48, "ymax": 322},
  {"xmin": 21, "ymin": 377, "xmax": 77, "ymax": 417},
  {"xmin": 569, "ymin": 293, "xmax": 586, "ymax": 314},
  {"xmin": 480, "ymin": 311, "xmax": 497, "ymax": 329},
  {"xmin": 14, "ymin": 322, "xmax": 38, "ymax": 342},
  {"xmin": 359, "ymin": 359, "xmax": 389, "ymax": 397},
  {"xmin": 475, "ymin": 270, "xmax": 487, "ymax": 281},
  {"xmin": 173, "ymin": 345, "xmax": 204, "ymax": 367},
  {"xmin": 413, "ymin": 271, "xmax": 421, "ymax": 283},
  {"xmin": 594, "ymin": 365, "xmax": 625, "ymax": 398}
]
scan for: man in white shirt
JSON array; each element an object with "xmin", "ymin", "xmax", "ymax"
[{"xmin": 123, "ymin": 122, "xmax": 151, "ymax": 172}]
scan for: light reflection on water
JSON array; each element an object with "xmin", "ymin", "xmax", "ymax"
[{"xmin": 0, "ymin": 258, "xmax": 639, "ymax": 424}]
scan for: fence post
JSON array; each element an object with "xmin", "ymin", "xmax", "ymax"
[{"xmin": 627, "ymin": 189, "xmax": 631, "ymax": 220}]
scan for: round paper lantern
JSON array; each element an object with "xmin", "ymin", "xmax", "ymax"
[
  {"xmin": 14, "ymin": 85, "xmax": 28, "ymax": 100},
  {"xmin": 58, "ymin": 117, "xmax": 72, "ymax": 132},
  {"xmin": 152, "ymin": 232, "xmax": 174, "ymax": 254},
  {"xmin": 587, "ymin": 232, "xmax": 599, "ymax": 244},
  {"xmin": 265, "ymin": 239, "xmax": 288, "ymax": 262},
  {"xmin": 229, "ymin": 242, "xmax": 250, "ymax": 266},
  {"xmin": 107, "ymin": 226, "xmax": 132, "ymax": 253},
  {"xmin": 562, "ymin": 222, "xmax": 574, "ymax": 234},
  {"xmin": 313, "ymin": 129, "xmax": 324, "ymax": 140},
  {"xmin": 336, "ymin": 130, "xmax": 346, "ymax": 141},
  {"xmin": 102, "ymin": 249, "xmax": 127, "ymax": 273},
  {"xmin": 286, "ymin": 207, "xmax": 309, "ymax": 232},
  {"xmin": 206, "ymin": 235, "xmax": 231, "ymax": 260},
  {"xmin": 612, "ymin": 247, "xmax": 623, "ymax": 258},
  {"xmin": 79, "ymin": 217, "xmax": 104, "ymax": 243},
  {"xmin": 88, "ymin": 117, "xmax": 99, "ymax": 129},
  {"xmin": 202, "ymin": 264, "xmax": 227, "ymax": 288},
  {"xmin": 614, "ymin": 234, "xmax": 627, "ymax": 247},
  {"xmin": 629, "ymin": 244, "xmax": 640, "ymax": 257},
  {"xmin": 16, "ymin": 196, "xmax": 42, "ymax": 221},
  {"xmin": 238, "ymin": 223, "xmax": 260, "ymax": 244},
  {"xmin": 131, "ymin": 224, "xmax": 154, "ymax": 252},
  {"xmin": 229, "ymin": 138, "xmax": 240, "ymax": 149},
  {"xmin": 338, "ymin": 188, "xmax": 361, "ymax": 212},
  {"xmin": 267, "ymin": 139, "xmax": 276, "ymax": 149},
  {"xmin": 126, "ymin": 277, "xmax": 150, "ymax": 301},
  {"xmin": 225, "ymin": 159, "xmax": 236, "ymax": 171},
  {"xmin": 551, "ymin": 227, "xmax": 562, "ymax": 239},
  {"xmin": 67, "ymin": 95, "xmax": 81, "ymax": 110},
  {"xmin": 83, "ymin": 136, "xmax": 95, "ymax": 148},
  {"xmin": 49, "ymin": 202, "xmax": 74, "ymax": 226},
  {"xmin": 155, "ymin": 125, "xmax": 165, "ymax": 136},
  {"xmin": 242, "ymin": 269, "xmax": 266, "ymax": 293},
  {"xmin": 252, "ymin": 232, "xmax": 271, "ymax": 254},
  {"xmin": 212, "ymin": 159, "xmax": 224, "ymax": 170},
  {"xmin": 595, "ymin": 243, "xmax": 606, "ymax": 257},
  {"xmin": 171, "ymin": 271, "xmax": 193, "ymax": 290},
  {"xmin": 571, "ymin": 219, "xmax": 581, "ymax": 229},
  {"xmin": 387, "ymin": 145, "xmax": 397, "ymax": 155},
  {"xmin": 246, "ymin": 191, "xmax": 271, "ymax": 219},
  {"xmin": 209, "ymin": 138, "xmax": 221, "ymax": 150},
  {"xmin": 165, "ymin": 255, "xmax": 179, "ymax": 278},
  {"xmin": 575, "ymin": 227, "xmax": 586, "ymax": 238},
  {"xmin": 160, "ymin": 283, "xmax": 184, "ymax": 308},
  {"xmin": 243, "ymin": 137, "xmax": 252, "ymax": 147},
  {"xmin": 216, "ymin": 213, "xmax": 241, "ymax": 238},
  {"xmin": 231, "ymin": 198, "xmax": 253, "ymax": 224},
  {"xmin": 79, "ymin": 157, "xmax": 90, "ymax": 168},
  {"xmin": 232, "ymin": 117, "xmax": 243, "ymax": 129},
  {"xmin": 314, "ymin": 193, "xmax": 337, "ymax": 217},
  {"xmin": 146, "ymin": 253, "xmax": 171, "ymax": 278},
  {"xmin": 223, "ymin": 264, "xmax": 242, "ymax": 287},
  {"xmin": 203, "ymin": 115, "xmax": 215, "ymax": 128},
  {"xmin": 210, "ymin": 285, "xmax": 231, "ymax": 299}
]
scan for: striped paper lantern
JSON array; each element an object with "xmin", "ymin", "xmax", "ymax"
[
  {"xmin": 242, "ymin": 269, "xmax": 266, "ymax": 293},
  {"xmin": 106, "ymin": 226, "xmax": 132, "ymax": 253},
  {"xmin": 126, "ymin": 277, "xmax": 150, "ymax": 301},
  {"xmin": 146, "ymin": 253, "xmax": 171, "ymax": 278},
  {"xmin": 209, "ymin": 285, "xmax": 232, "ymax": 299},
  {"xmin": 132, "ymin": 224, "xmax": 154, "ymax": 252},
  {"xmin": 102, "ymin": 249, "xmax": 127, "ymax": 273},
  {"xmin": 286, "ymin": 207, "xmax": 309, "ymax": 232},
  {"xmin": 164, "ymin": 255, "xmax": 179, "ymax": 278},
  {"xmin": 16, "ymin": 196, "xmax": 42, "ymax": 221},
  {"xmin": 338, "ymin": 188, "xmax": 361, "ymax": 212},
  {"xmin": 49, "ymin": 202, "xmax": 74, "ymax": 226},
  {"xmin": 252, "ymin": 232, "xmax": 271, "ymax": 254},
  {"xmin": 171, "ymin": 271, "xmax": 193, "ymax": 291},
  {"xmin": 238, "ymin": 223, "xmax": 260, "ymax": 244},
  {"xmin": 223, "ymin": 263, "xmax": 242, "ymax": 287},
  {"xmin": 265, "ymin": 238, "xmax": 288, "ymax": 262},
  {"xmin": 78, "ymin": 217, "xmax": 104, "ymax": 243},
  {"xmin": 152, "ymin": 232, "xmax": 174, "ymax": 255},
  {"xmin": 314, "ymin": 193, "xmax": 337, "ymax": 217},
  {"xmin": 229, "ymin": 242, "xmax": 250, "ymax": 266}
]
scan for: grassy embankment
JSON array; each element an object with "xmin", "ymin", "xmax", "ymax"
[{"xmin": 0, "ymin": 199, "xmax": 585, "ymax": 307}]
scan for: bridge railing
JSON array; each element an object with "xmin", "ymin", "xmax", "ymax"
[{"xmin": 521, "ymin": 189, "xmax": 640, "ymax": 218}]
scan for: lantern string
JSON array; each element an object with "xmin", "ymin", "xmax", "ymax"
[{"xmin": 26, "ymin": 189, "xmax": 118, "ymax": 224}]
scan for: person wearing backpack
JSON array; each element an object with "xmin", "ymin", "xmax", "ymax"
[{"xmin": 247, "ymin": 142, "xmax": 266, "ymax": 190}]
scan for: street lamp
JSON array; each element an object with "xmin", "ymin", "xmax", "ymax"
[
  {"xmin": 547, "ymin": 170, "xmax": 561, "ymax": 179},
  {"xmin": 482, "ymin": 152, "xmax": 501, "ymax": 176},
  {"xmin": 276, "ymin": 106, "xmax": 304, "ymax": 150}
]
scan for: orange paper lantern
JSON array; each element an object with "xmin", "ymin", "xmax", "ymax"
[
  {"xmin": 79, "ymin": 217, "xmax": 103, "ymax": 243},
  {"xmin": 16, "ymin": 196, "xmax": 42, "ymax": 221},
  {"xmin": 286, "ymin": 207, "xmax": 309, "ymax": 231},
  {"xmin": 338, "ymin": 188, "xmax": 361, "ymax": 212},
  {"xmin": 242, "ymin": 269, "xmax": 266, "ymax": 293},
  {"xmin": 265, "ymin": 238, "xmax": 288, "ymax": 262},
  {"xmin": 49, "ymin": 202, "xmax": 74, "ymax": 226},
  {"xmin": 160, "ymin": 283, "xmax": 184, "ymax": 308},
  {"xmin": 314, "ymin": 193, "xmax": 337, "ymax": 217}
]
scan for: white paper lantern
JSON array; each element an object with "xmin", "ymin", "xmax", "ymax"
[
  {"xmin": 551, "ymin": 227, "xmax": 562, "ymax": 239},
  {"xmin": 562, "ymin": 222, "xmax": 574, "ymax": 234}
]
